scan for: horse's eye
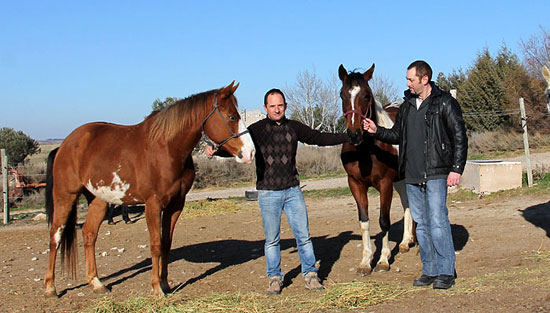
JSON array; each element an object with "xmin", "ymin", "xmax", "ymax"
[{"xmin": 228, "ymin": 115, "xmax": 238, "ymax": 121}]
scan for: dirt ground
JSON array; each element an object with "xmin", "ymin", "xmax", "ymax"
[{"xmin": 1, "ymin": 190, "xmax": 550, "ymax": 312}]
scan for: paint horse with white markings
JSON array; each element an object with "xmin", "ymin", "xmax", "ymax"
[
  {"xmin": 44, "ymin": 82, "xmax": 255, "ymax": 297},
  {"xmin": 339, "ymin": 64, "xmax": 415, "ymax": 275}
]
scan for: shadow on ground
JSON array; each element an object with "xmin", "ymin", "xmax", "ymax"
[{"xmin": 521, "ymin": 201, "xmax": 550, "ymax": 238}]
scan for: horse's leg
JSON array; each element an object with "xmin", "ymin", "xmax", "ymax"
[
  {"xmin": 159, "ymin": 159, "xmax": 194, "ymax": 293},
  {"xmin": 348, "ymin": 176, "xmax": 373, "ymax": 276},
  {"xmin": 44, "ymin": 192, "xmax": 79, "ymax": 298},
  {"xmin": 106, "ymin": 204, "xmax": 115, "ymax": 225},
  {"xmin": 374, "ymin": 179, "xmax": 393, "ymax": 272},
  {"xmin": 122, "ymin": 205, "xmax": 131, "ymax": 224},
  {"xmin": 159, "ymin": 200, "xmax": 184, "ymax": 293},
  {"xmin": 145, "ymin": 197, "xmax": 164, "ymax": 296},
  {"xmin": 82, "ymin": 197, "xmax": 109, "ymax": 293},
  {"xmin": 394, "ymin": 180, "xmax": 415, "ymax": 253}
]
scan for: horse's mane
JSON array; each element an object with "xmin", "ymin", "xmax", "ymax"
[
  {"xmin": 375, "ymin": 100, "xmax": 395, "ymax": 129},
  {"xmin": 148, "ymin": 89, "xmax": 218, "ymax": 143}
]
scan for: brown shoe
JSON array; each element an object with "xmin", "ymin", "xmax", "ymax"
[
  {"xmin": 304, "ymin": 272, "xmax": 324, "ymax": 290},
  {"xmin": 266, "ymin": 276, "xmax": 282, "ymax": 295}
]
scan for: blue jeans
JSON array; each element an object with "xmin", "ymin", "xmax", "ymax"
[
  {"xmin": 258, "ymin": 185, "xmax": 317, "ymax": 278},
  {"xmin": 406, "ymin": 179, "xmax": 455, "ymax": 276}
]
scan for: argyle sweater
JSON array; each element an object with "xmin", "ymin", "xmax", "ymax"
[{"xmin": 249, "ymin": 117, "xmax": 348, "ymax": 190}]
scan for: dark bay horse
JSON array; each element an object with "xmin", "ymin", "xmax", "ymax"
[
  {"xmin": 44, "ymin": 82, "xmax": 255, "ymax": 297},
  {"xmin": 339, "ymin": 64, "xmax": 414, "ymax": 275}
]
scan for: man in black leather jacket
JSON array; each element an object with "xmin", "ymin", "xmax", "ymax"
[{"xmin": 363, "ymin": 60, "xmax": 467, "ymax": 289}]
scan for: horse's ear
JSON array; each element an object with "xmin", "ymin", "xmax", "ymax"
[
  {"xmin": 220, "ymin": 81, "xmax": 236, "ymax": 98},
  {"xmin": 364, "ymin": 63, "xmax": 375, "ymax": 81},
  {"xmin": 542, "ymin": 65, "xmax": 550, "ymax": 84},
  {"xmin": 232, "ymin": 82, "xmax": 240, "ymax": 94},
  {"xmin": 338, "ymin": 64, "xmax": 348, "ymax": 82}
]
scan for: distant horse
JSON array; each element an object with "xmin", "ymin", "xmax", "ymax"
[
  {"xmin": 339, "ymin": 64, "xmax": 414, "ymax": 275},
  {"xmin": 106, "ymin": 204, "xmax": 132, "ymax": 224},
  {"xmin": 44, "ymin": 82, "xmax": 255, "ymax": 297}
]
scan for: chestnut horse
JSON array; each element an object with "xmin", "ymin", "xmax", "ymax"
[
  {"xmin": 44, "ymin": 82, "xmax": 255, "ymax": 297},
  {"xmin": 339, "ymin": 64, "xmax": 415, "ymax": 275}
]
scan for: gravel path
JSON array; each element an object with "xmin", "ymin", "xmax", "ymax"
[{"xmin": 186, "ymin": 176, "xmax": 348, "ymax": 201}]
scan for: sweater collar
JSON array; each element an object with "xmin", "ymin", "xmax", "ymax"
[{"xmin": 266, "ymin": 116, "xmax": 288, "ymax": 125}]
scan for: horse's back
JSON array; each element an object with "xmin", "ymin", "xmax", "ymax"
[{"xmin": 54, "ymin": 122, "xmax": 145, "ymax": 188}]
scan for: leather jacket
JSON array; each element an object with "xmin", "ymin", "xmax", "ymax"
[{"xmin": 374, "ymin": 83, "xmax": 468, "ymax": 181}]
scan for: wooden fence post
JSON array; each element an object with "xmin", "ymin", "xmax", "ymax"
[
  {"xmin": 2, "ymin": 149, "xmax": 9, "ymax": 224},
  {"xmin": 519, "ymin": 98, "xmax": 533, "ymax": 187}
]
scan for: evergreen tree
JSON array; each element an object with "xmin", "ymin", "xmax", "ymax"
[
  {"xmin": 152, "ymin": 97, "xmax": 181, "ymax": 111},
  {"xmin": 0, "ymin": 128, "xmax": 40, "ymax": 167},
  {"xmin": 460, "ymin": 48, "xmax": 508, "ymax": 131},
  {"xmin": 436, "ymin": 69, "xmax": 466, "ymax": 93}
]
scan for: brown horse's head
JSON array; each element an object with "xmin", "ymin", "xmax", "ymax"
[
  {"xmin": 338, "ymin": 64, "xmax": 375, "ymax": 146},
  {"xmin": 202, "ymin": 81, "xmax": 255, "ymax": 163}
]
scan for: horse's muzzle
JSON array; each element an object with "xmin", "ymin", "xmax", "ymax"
[{"xmin": 347, "ymin": 128, "xmax": 363, "ymax": 146}]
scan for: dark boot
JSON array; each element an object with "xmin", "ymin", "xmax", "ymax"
[
  {"xmin": 413, "ymin": 274, "xmax": 437, "ymax": 287},
  {"xmin": 433, "ymin": 274, "xmax": 455, "ymax": 289}
]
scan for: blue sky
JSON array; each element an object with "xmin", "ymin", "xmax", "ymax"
[{"xmin": 1, "ymin": 1, "xmax": 548, "ymax": 140}]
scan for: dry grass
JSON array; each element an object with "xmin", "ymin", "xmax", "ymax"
[
  {"xmin": 468, "ymin": 130, "xmax": 550, "ymax": 156},
  {"xmin": 83, "ymin": 250, "xmax": 550, "ymax": 312},
  {"xmin": 192, "ymin": 145, "xmax": 344, "ymax": 190},
  {"xmin": 83, "ymin": 279, "xmax": 410, "ymax": 313},
  {"xmin": 296, "ymin": 145, "xmax": 344, "ymax": 179},
  {"xmin": 447, "ymin": 250, "xmax": 550, "ymax": 296},
  {"xmin": 181, "ymin": 199, "xmax": 256, "ymax": 219}
]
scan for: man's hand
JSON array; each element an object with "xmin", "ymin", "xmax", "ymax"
[
  {"xmin": 362, "ymin": 119, "xmax": 377, "ymax": 134},
  {"xmin": 447, "ymin": 172, "xmax": 461, "ymax": 187},
  {"xmin": 205, "ymin": 145, "xmax": 217, "ymax": 159}
]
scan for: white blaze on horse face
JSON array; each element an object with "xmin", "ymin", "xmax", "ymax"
[
  {"xmin": 349, "ymin": 85, "xmax": 361, "ymax": 124},
  {"xmin": 85, "ymin": 170, "xmax": 130, "ymax": 205},
  {"xmin": 236, "ymin": 119, "xmax": 255, "ymax": 164},
  {"xmin": 54, "ymin": 225, "xmax": 65, "ymax": 250}
]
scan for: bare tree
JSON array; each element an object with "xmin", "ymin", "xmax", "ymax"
[
  {"xmin": 284, "ymin": 69, "xmax": 344, "ymax": 132},
  {"xmin": 520, "ymin": 26, "xmax": 550, "ymax": 80},
  {"xmin": 321, "ymin": 75, "xmax": 345, "ymax": 132},
  {"xmin": 370, "ymin": 74, "xmax": 401, "ymax": 105}
]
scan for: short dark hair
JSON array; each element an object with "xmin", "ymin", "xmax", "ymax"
[
  {"xmin": 264, "ymin": 88, "xmax": 286, "ymax": 105},
  {"xmin": 408, "ymin": 60, "xmax": 432, "ymax": 81}
]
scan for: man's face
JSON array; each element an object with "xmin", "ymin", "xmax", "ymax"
[
  {"xmin": 264, "ymin": 93, "xmax": 286, "ymax": 122},
  {"xmin": 406, "ymin": 67, "xmax": 427, "ymax": 96}
]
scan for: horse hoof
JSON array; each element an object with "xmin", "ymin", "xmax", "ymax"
[
  {"xmin": 93, "ymin": 286, "xmax": 110, "ymax": 294},
  {"xmin": 160, "ymin": 281, "xmax": 171, "ymax": 293},
  {"xmin": 152, "ymin": 288, "xmax": 166, "ymax": 297},
  {"xmin": 44, "ymin": 289, "xmax": 58, "ymax": 298},
  {"xmin": 374, "ymin": 263, "xmax": 390, "ymax": 272},
  {"xmin": 399, "ymin": 244, "xmax": 410, "ymax": 254},
  {"xmin": 356, "ymin": 267, "xmax": 372, "ymax": 276}
]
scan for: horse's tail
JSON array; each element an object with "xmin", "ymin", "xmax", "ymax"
[
  {"xmin": 45, "ymin": 147, "xmax": 78, "ymax": 278},
  {"xmin": 61, "ymin": 203, "xmax": 78, "ymax": 278},
  {"xmin": 45, "ymin": 148, "xmax": 58, "ymax": 226}
]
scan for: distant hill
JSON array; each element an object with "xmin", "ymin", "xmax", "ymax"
[{"xmin": 39, "ymin": 139, "xmax": 64, "ymax": 145}]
